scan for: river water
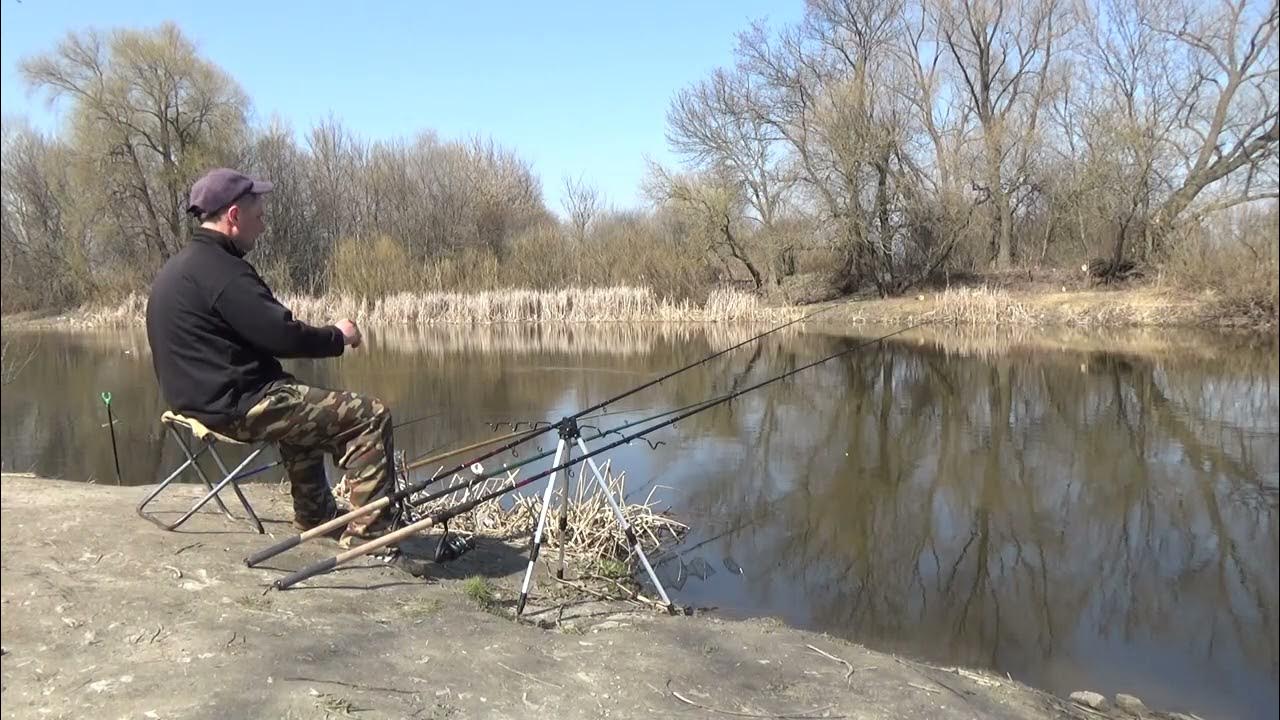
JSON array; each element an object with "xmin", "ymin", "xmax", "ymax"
[{"xmin": 2, "ymin": 323, "xmax": 1276, "ymax": 719}]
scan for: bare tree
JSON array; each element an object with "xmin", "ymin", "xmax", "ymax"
[
  {"xmin": 645, "ymin": 162, "xmax": 766, "ymax": 289},
  {"xmin": 1144, "ymin": 0, "xmax": 1278, "ymax": 245},
  {"xmin": 667, "ymin": 67, "xmax": 800, "ymax": 284},
  {"xmin": 1068, "ymin": 0, "xmax": 1177, "ymax": 269},
  {"xmin": 935, "ymin": 0, "xmax": 1071, "ymax": 269},
  {"xmin": 736, "ymin": 20, "xmax": 868, "ymax": 291},
  {"xmin": 464, "ymin": 136, "xmax": 548, "ymax": 259},
  {"xmin": 21, "ymin": 23, "xmax": 249, "ymax": 268},
  {"xmin": 0, "ymin": 123, "xmax": 93, "ymax": 309},
  {"xmin": 246, "ymin": 118, "xmax": 321, "ymax": 292},
  {"xmin": 562, "ymin": 175, "xmax": 602, "ymax": 244}
]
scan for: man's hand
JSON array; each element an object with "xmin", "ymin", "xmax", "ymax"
[{"xmin": 335, "ymin": 319, "xmax": 362, "ymax": 348}]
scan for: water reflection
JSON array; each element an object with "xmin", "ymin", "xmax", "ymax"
[{"xmin": 1, "ymin": 324, "xmax": 1276, "ymax": 719}]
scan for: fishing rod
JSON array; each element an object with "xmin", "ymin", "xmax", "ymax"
[
  {"xmin": 400, "ymin": 426, "xmax": 541, "ymax": 468},
  {"xmin": 244, "ymin": 306, "xmax": 832, "ymax": 567},
  {"xmin": 246, "ymin": 392, "xmax": 725, "ymax": 567},
  {"xmin": 271, "ymin": 322, "xmax": 922, "ymax": 591},
  {"xmin": 395, "ymin": 304, "xmax": 834, "ymax": 485},
  {"xmin": 483, "ymin": 399, "xmax": 714, "ymax": 434},
  {"xmin": 403, "ymin": 428, "xmax": 532, "ymax": 473},
  {"xmin": 391, "ymin": 394, "xmax": 745, "ymax": 516},
  {"xmin": 392, "ymin": 411, "xmax": 448, "ymax": 431}
]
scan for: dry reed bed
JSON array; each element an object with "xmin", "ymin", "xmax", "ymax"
[
  {"xmin": 287, "ymin": 286, "xmax": 794, "ymax": 324},
  {"xmin": 5, "ymin": 314, "xmax": 806, "ymax": 362},
  {"xmin": 23, "ymin": 282, "xmax": 1258, "ymax": 339},
  {"xmin": 14, "ymin": 316, "xmax": 800, "ymax": 356},
  {"xmin": 70, "ymin": 286, "xmax": 797, "ymax": 327}
]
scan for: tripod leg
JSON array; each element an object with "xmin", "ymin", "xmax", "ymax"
[
  {"xmin": 556, "ymin": 446, "xmax": 574, "ymax": 580},
  {"xmin": 516, "ymin": 439, "xmax": 566, "ymax": 616},
  {"xmin": 575, "ymin": 437, "xmax": 676, "ymax": 612}
]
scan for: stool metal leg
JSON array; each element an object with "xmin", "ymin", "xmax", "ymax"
[
  {"xmin": 137, "ymin": 440, "xmax": 209, "ymax": 528},
  {"xmin": 168, "ymin": 429, "xmax": 236, "ymax": 519},
  {"xmin": 166, "ymin": 446, "xmax": 266, "ymax": 530},
  {"xmin": 207, "ymin": 445, "xmax": 267, "ymax": 534},
  {"xmin": 138, "ymin": 423, "xmax": 270, "ymax": 533}
]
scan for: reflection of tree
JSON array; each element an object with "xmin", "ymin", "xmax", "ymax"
[{"xmin": 680, "ymin": 338, "xmax": 1278, "ymax": 710}]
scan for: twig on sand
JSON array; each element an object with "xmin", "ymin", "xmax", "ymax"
[
  {"xmin": 907, "ymin": 682, "xmax": 941, "ymax": 694},
  {"xmin": 804, "ymin": 644, "xmax": 855, "ymax": 682},
  {"xmin": 1069, "ymin": 702, "xmax": 1115, "ymax": 718},
  {"xmin": 580, "ymin": 573, "xmax": 666, "ymax": 610},
  {"xmin": 495, "ymin": 661, "xmax": 564, "ymax": 689},
  {"xmin": 668, "ymin": 681, "xmax": 843, "ymax": 719},
  {"xmin": 283, "ymin": 675, "xmax": 417, "ymax": 696},
  {"xmin": 551, "ymin": 576, "xmax": 646, "ymax": 609}
]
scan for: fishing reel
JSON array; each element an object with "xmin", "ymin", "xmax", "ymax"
[
  {"xmin": 433, "ymin": 520, "xmax": 475, "ymax": 563},
  {"xmin": 429, "ymin": 463, "xmax": 484, "ymax": 563}
]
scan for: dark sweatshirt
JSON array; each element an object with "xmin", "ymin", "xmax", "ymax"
[{"xmin": 145, "ymin": 227, "xmax": 345, "ymax": 428}]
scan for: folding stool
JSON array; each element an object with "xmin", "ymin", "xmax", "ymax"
[{"xmin": 136, "ymin": 411, "xmax": 269, "ymax": 533}]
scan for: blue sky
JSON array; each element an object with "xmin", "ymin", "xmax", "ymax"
[{"xmin": 1, "ymin": 0, "xmax": 804, "ymax": 215}]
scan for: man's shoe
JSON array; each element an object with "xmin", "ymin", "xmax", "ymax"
[
  {"xmin": 293, "ymin": 506, "xmax": 344, "ymax": 539},
  {"xmin": 293, "ymin": 517, "xmax": 344, "ymax": 540}
]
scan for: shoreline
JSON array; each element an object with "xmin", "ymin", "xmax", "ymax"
[{"xmin": 0, "ymin": 473, "xmax": 1199, "ymax": 719}]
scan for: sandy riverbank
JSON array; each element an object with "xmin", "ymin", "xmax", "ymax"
[{"xmin": 0, "ymin": 473, "xmax": 1202, "ymax": 720}]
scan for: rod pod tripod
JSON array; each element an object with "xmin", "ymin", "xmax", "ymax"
[{"xmin": 515, "ymin": 417, "xmax": 675, "ymax": 616}]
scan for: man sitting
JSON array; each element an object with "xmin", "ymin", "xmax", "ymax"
[{"xmin": 145, "ymin": 167, "xmax": 424, "ymax": 575}]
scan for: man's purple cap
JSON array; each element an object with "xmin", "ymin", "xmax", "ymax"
[{"xmin": 186, "ymin": 168, "xmax": 274, "ymax": 219}]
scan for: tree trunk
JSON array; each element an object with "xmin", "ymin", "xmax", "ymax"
[
  {"xmin": 984, "ymin": 131, "xmax": 1012, "ymax": 269},
  {"xmin": 997, "ymin": 193, "xmax": 1013, "ymax": 269},
  {"xmin": 1110, "ymin": 220, "xmax": 1128, "ymax": 269},
  {"xmin": 874, "ymin": 160, "xmax": 893, "ymax": 296},
  {"xmin": 124, "ymin": 141, "xmax": 169, "ymax": 262},
  {"xmin": 722, "ymin": 219, "xmax": 763, "ymax": 290}
]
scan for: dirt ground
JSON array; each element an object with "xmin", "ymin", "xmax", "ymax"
[{"xmin": 2, "ymin": 474, "xmax": 1195, "ymax": 720}]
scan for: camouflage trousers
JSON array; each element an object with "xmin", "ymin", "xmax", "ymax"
[{"xmin": 217, "ymin": 380, "xmax": 397, "ymax": 547}]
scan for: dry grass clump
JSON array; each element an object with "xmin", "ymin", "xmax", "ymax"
[
  {"xmin": 507, "ymin": 462, "xmax": 688, "ymax": 567},
  {"xmin": 334, "ymin": 455, "xmax": 687, "ymax": 592},
  {"xmin": 402, "ymin": 460, "xmax": 686, "ymax": 570},
  {"xmin": 931, "ymin": 287, "xmax": 1038, "ymax": 325},
  {"xmin": 915, "ymin": 286, "xmax": 1203, "ymax": 327},
  {"xmin": 75, "ymin": 292, "xmax": 148, "ymax": 326}
]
